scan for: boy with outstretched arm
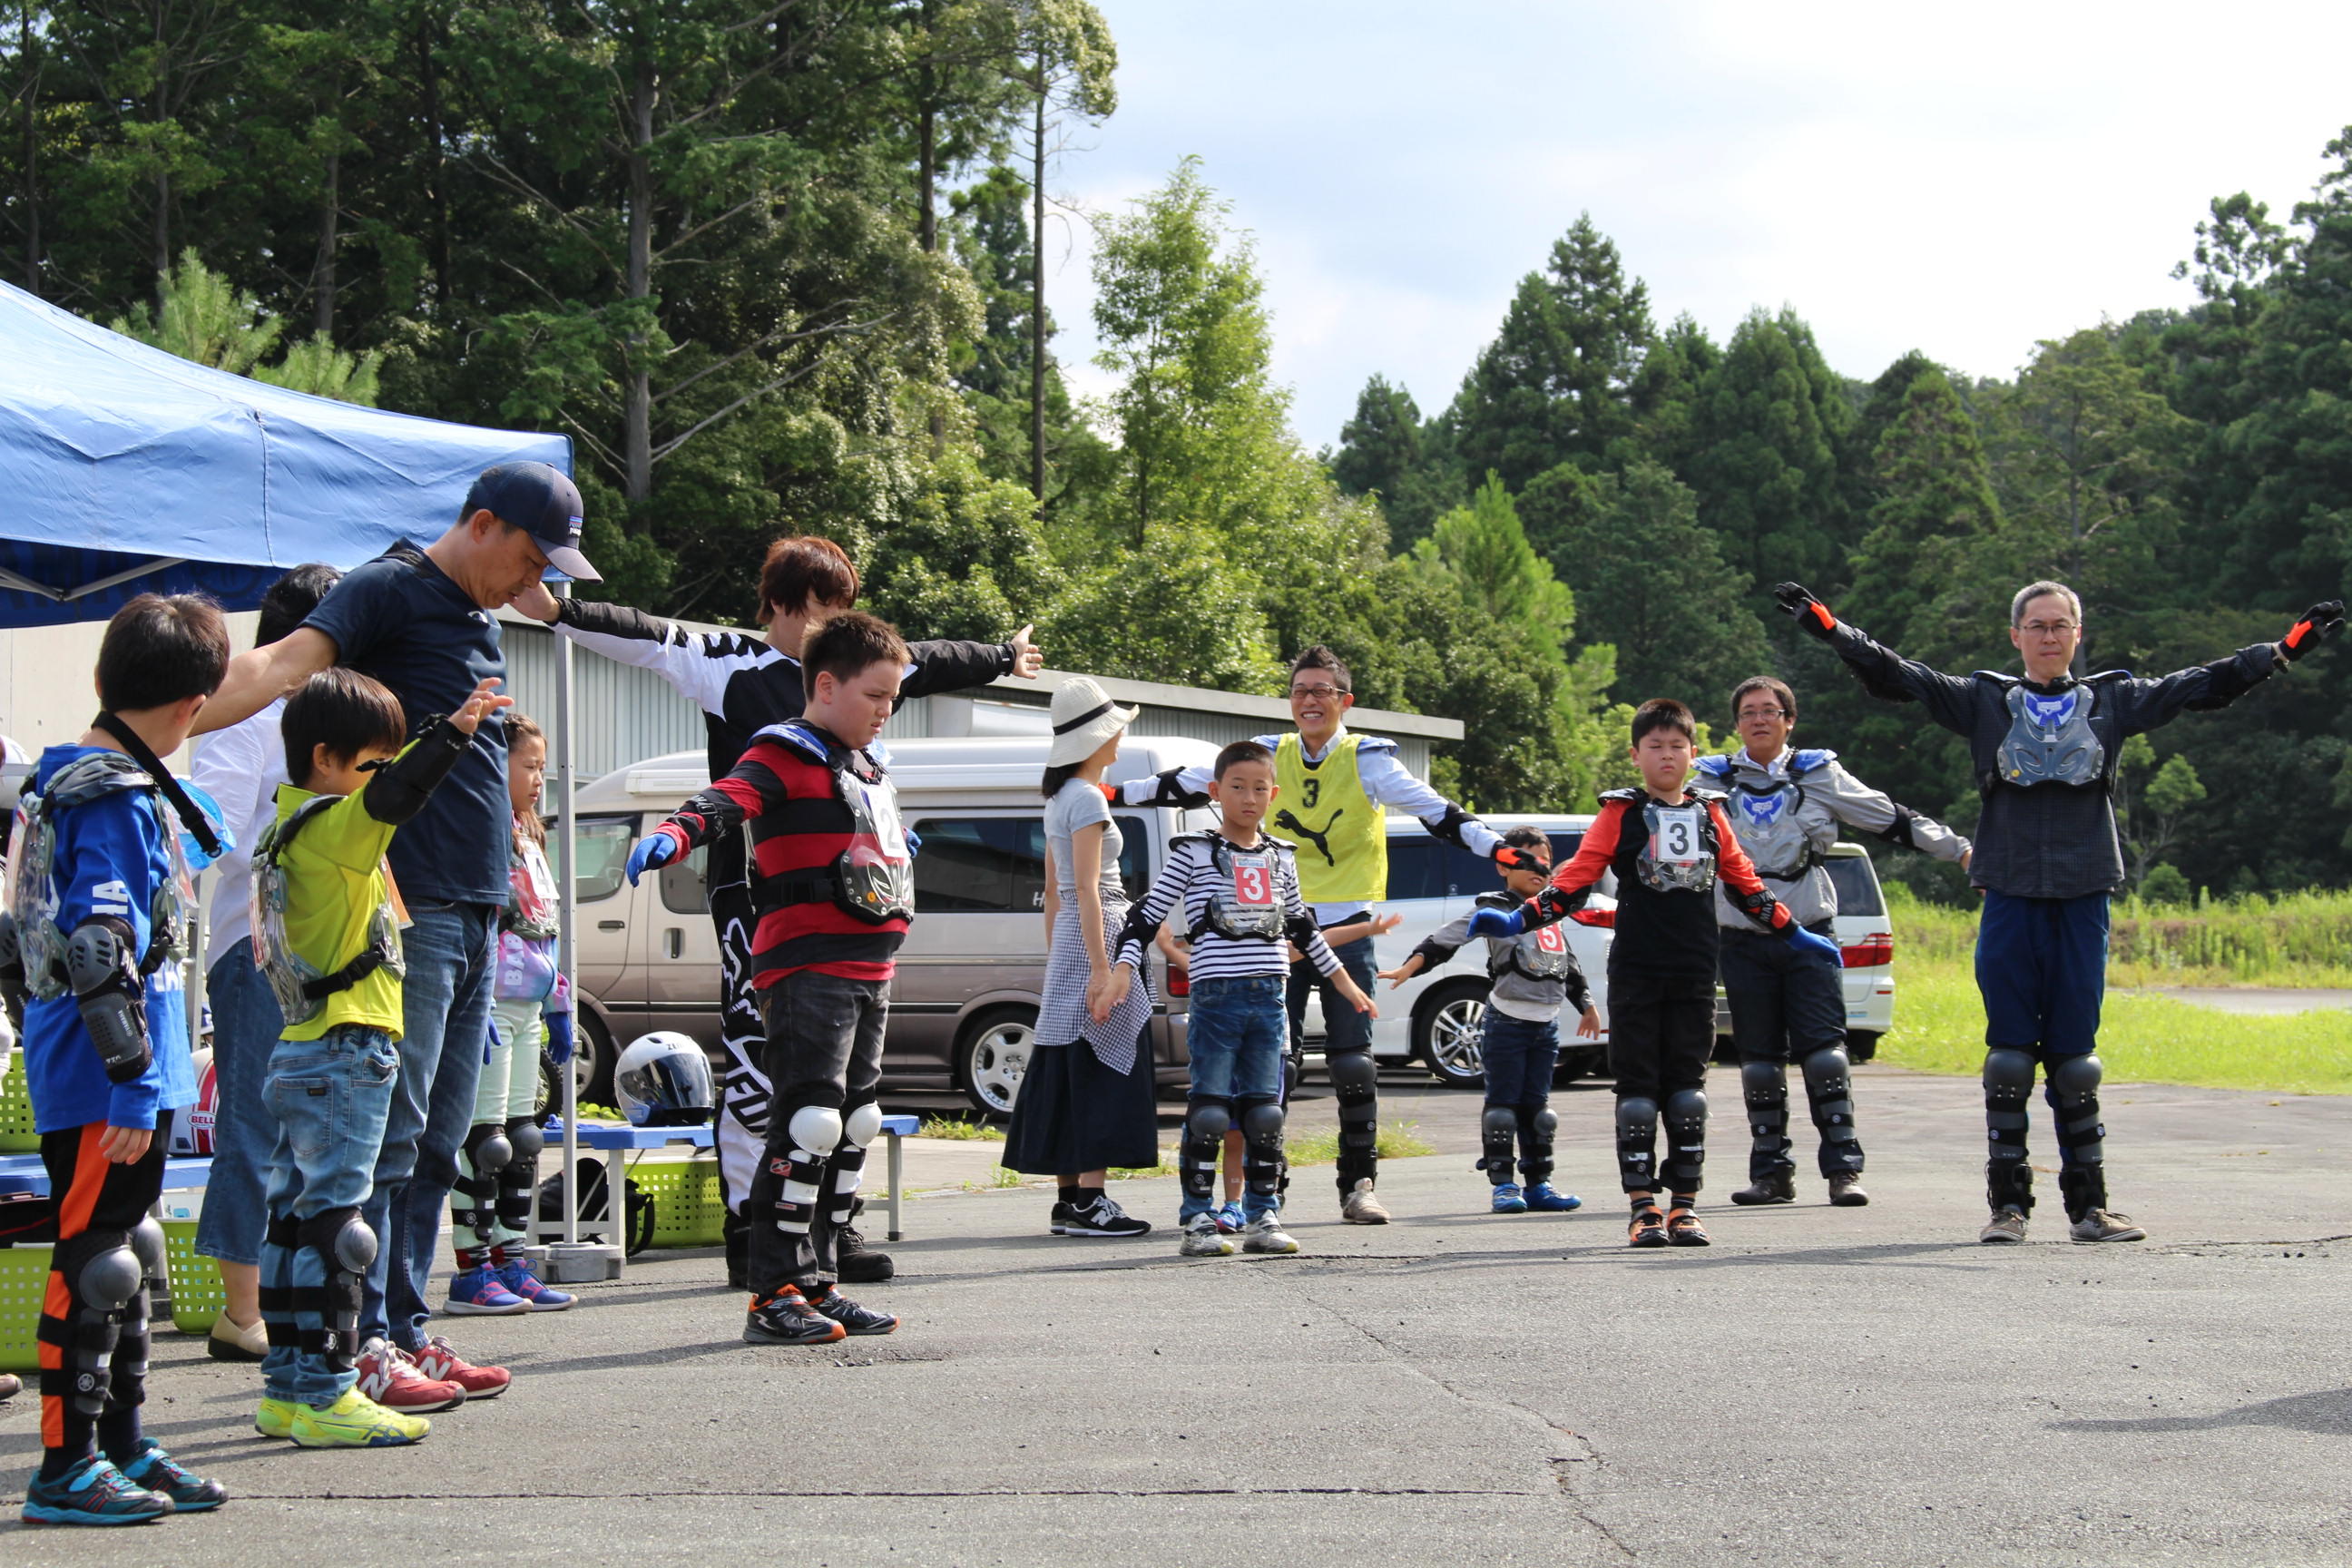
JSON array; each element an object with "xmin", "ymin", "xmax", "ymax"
[
  {"xmin": 624, "ymin": 612, "xmax": 912, "ymax": 1346},
  {"xmin": 1469, "ymin": 701, "xmax": 1839, "ymax": 1248},
  {"xmin": 250, "ymin": 669, "xmax": 508, "ymax": 1448},
  {"xmin": 1379, "ymin": 825, "xmax": 1600, "ymax": 1215},
  {"xmin": 0, "ymin": 595, "xmax": 231, "ymax": 1524},
  {"xmin": 1099, "ymin": 741, "xmax": 1377, "ymax": 1258}
]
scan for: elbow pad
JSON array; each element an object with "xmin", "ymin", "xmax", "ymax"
[
  {"xmin": 1284, "ymin": 913, "xmax": 1321, "ymax": 949},
  {"xmin": 1113, "ymin": 899, "xmax": 1161, "ymax": 960},
  {"xmin": 1874, "ymin": 805, "xmax": 1921, "ymax": 851},
  {"xmin": 1730, "ymin": 888, "xmax": 1792, "ymax": 933},
  {"xmin": 1423, "ymin": 803, "xmax": 1479, "ymax": 851},
  {"xmin": 1526, "ymin": 885, "xmax": 1585, "ymax": 927},
  {"xmin": 1137, "ymin": 769, "xmax": 1210, "ymax": 809},
  {"xmin": 65, "ymin": 916, "xmax": 150, "ymax": 1084},
  {"xmin": 363, "ymin": 718, "xmax": 472, "ymax": 828}
]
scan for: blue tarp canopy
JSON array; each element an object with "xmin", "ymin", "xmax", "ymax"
[{"xmin": 0, "ymin": 279, "xmax": 568, "ymax": 628}]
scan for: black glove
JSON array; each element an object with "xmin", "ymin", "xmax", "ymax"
[
  {"xmin": 1773, "ymin": 582, "xmax": 1838, "ymax": 640},
  {"xmin": 2280, "ymin": 601, "xmax": 2346, "ymax": 662}
]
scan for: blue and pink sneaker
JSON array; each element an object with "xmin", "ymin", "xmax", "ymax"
[
  {"xmin": 445, "ymin": 1265, "xmax": 530, "ymax": 1316},
  {"xmin": 495, "ymin": 1258, "xmax": 575, "ymax": 1312}
]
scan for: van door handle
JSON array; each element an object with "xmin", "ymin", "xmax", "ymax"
[
  {"xmin": 664, "ymin": 928, "xmax": 682, "ymax": 960},
  {"xmin": 597, "ymin": 919, "xmax": 625, "ymax": 931}
]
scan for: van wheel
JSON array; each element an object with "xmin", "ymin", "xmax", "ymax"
[
  {"xmin": 1846, "ymin": 1030, "xmax": 1880, "ymax": 1063},
  {"xmin": 1415, "ymin": 981, "xmax": 1488, "ymax": 1090},
  {"xmin": 568, "ymin": 1011, "xmax": 616, "ymax": 1111},
  {"xmin": 958, "ymin": 1008, "xmax": 1037, "ymax": 1118}
]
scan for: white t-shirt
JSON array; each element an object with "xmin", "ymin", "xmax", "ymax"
[{"xmin": 192, "ymin": 699, "xmax": 289, "ymax": 971}]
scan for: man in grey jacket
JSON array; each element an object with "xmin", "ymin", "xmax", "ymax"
[{"xmin": 1696, "ymin": 676, "xmax": 1973, "ymax": 1209}]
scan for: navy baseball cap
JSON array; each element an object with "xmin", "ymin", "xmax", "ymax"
[{"xmin": 464, "ymin": 461, "xmax": 600, "ymax": 582}]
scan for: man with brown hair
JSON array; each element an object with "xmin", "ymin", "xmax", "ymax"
[{"xmin": 514, "ymin": 535, "xmax": 1044, "ymax": 1286}]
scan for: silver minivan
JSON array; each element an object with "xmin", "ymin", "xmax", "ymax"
[{"xmin": 553, "ymin": 736, "xmax": 1219, "ymax": 1113}]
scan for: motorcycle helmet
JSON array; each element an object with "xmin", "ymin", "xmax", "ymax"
[{"xmin": 614, "ymin": 1031, "xmax": 715, "ymax": 1127}]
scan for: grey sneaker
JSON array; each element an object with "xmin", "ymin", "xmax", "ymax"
[
  {"xmin": 1979, "ymin": 1206, "xmax": 2029, "ymax": 1244},
  {"xmin": 1240, "ymin": 1214, "xmax": 1299, "ymax": 1254},
  {"xmin": 1179, "ymin": 1213, "xmax": 1236, "ymax": 1257},
  {"xmin": 1828, "ymin": 1173, "xmax": 1869, "ymax": 1208},
  {"xmin": 1340, "ymin": 1179, "xmax": 1391, "ymax": 1224},
  {"xmin": 2069, "ymin": 1210, "xmax": 2146, "ymax": 1243}
]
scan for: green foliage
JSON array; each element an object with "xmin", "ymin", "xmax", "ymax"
[
  {"xmin": 108, "ymin": 249, "xmax": 380, "ymax": 404},
  {"xmin": 1328, "ymin": 375, "xmax": 1459, "ymax": 549},
  {"xmin": 2139, "ymin": 864, "xmax": 2192, "ymax": 906}
]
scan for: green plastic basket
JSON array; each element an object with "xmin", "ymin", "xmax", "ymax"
[
  {"xmin": 162, "ymin": 1220, "xmax": 224, "ymax": 1335},
  {"xmin": 630, "ymin": 1155, "xmax": 723, "ymax": 1250},
  {"xmin": 0, "ymin": 1243, "xmax": 49, "ymax": 1372},
  {"xmin": 0, "ymin": 1054, "xmax": 37, "ymax": 1153}
]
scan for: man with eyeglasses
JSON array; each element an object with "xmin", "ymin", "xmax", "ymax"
[
  {"xmin": 1777, "ymin": 576, "xmax": 2341, "ymax": 1244},
  {"xmin": 1113, "ymin": 645, "xmax": 1537, "ymax": 1223},
  {"xmin": 1695, "ymin": 675, "xmax": 1972, "ymax": 1210}
]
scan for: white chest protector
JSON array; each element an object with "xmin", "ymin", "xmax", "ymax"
[
  {"xmin": 1182, "ymin": 834, "xmax": 1290, "ymax": 943},
  {"xmin": 1996, "ymin": 682, "xmax": 2107, "ymax": 789},
  {"xmin": 5, "ymin": 753, "xmax": 195, "ymax": 1000},
  {"xmin": 1494, "ymin": 917, "xmax": 1575, "ymax": 982},
  {"xmin": 1726, "ymin": 781, "xmax": 1815, "ymax": 879}
]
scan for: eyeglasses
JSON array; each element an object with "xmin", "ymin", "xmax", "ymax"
[
  {"xmin": 1735, "ymin": 707, "xmax": 1788, "ymax": 721},
  {"xmin": 2018, "ymin": 621, "xmax": 2079, "ymax": 638},
  {"xmin": 1289, "ymin": 683, "xmax": 1349, "ymax": 701}
]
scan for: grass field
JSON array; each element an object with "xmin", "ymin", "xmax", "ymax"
[{"xmin": 1890, "ymin": 886, "xmax": 2352, "ymax": 988}]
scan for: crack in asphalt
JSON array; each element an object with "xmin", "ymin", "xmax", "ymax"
[{"xmin": 216, "ymin": 1485, "xmax": 1532, "ymax": 1503}]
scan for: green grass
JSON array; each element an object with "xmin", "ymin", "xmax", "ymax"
[
  {"xmin": 917, "ymin": 1114, "xmax": 1007, "ymax": 1142},
  {"xmin": 1877, "ymin": 956, "xmax": 2352, "ymax": 1095},
  {"xmin": 1888, "ymin": 884, "xmax": 2352, "ymax": 987},
  {"xmin": 1281, "ymin": 1122, "xmax": 1436, "ymax": 1165}
]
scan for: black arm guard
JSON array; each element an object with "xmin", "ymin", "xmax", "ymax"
[
  {"xmin": 1524, "ymin": 885, "xmax": 1585, "ymax": 930},
  {"xmin": 1563, "ymin": 967, "xmax": 1593, "ymax": 1016},
  {"xmin": 1727, "ymin": 885, "xmax": 1790, "ymax": 934},
  {"xmin": 1422, "ymin": 802, "xmax": 1480, "ymax": 852},
  {"xmin": 1113, "ymin": 897, "xmax": 1163, "ymax": 961},
  {"xmin": 2182, "ymin": 643, "xmax": 2284, "ymax": 711},
  {"xmin": 666, "ymin": 787, "xmax": 749, "ymax": 850},
  {"xmin": 1407, "ymin": 935, "xmax": 1460, "ymax": 971},
  {"xmin": 65, "ymin": 916, "xmax": 150, "ymax": 1084},
  {"xmin": 1284, "ymin": 912, "xmax": 1321, "ymax": 949},
  {"xmin": 554, "ymin": 595, "xmax": 680, "ymax": 643},
  {"xmin": 1874, "ymin": 804, "xmax": 1922, "ymax": 851},
  {"xmin": 360, "ymin": 717, "xmax": 474, "ymax": 828},
  {"xmin": 1133, "ymin": 768, "xmax": 1210, "ymax": 809}
]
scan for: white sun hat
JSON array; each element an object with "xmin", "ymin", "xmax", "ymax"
[{"xmin": 1048, "ymin": 676, "xmax": 1139, "ymax": 767}]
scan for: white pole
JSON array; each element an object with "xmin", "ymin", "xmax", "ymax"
[{"xmin": 556, "ymin": 585, "xmax": 580, "ymax": 1247}]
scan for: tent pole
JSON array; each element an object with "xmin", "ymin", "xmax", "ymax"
[{"xmin": 556, "ymin": 584, "xmax": 580, "ymax": 1249}]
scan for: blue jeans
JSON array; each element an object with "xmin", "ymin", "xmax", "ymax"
[
  {"xmin": 1182, "ymin": 975, "xmax": 1287, "ymax": 1222},
  {"xmin": 1976, "ymin": 890, "xmax": 2108, "ymax": 1175},
  {"xmin": 1480, "ymin": 1011, "xmax": 1559, "ymax": 1114},
  {"xmin": 195, "ymin": 939, "xmax": 285, "ymax": 1268},
  {"xmin": 1287, "ymin": 933, "xmax": 1379, "ymax": 1058},
  {"xmin": 361, "ymin": 898, "xmax": 496, "ymax": 1352},
  {"xmin": 259, "ymin": 1024, "xmax": 399, "ymax": 1405}
]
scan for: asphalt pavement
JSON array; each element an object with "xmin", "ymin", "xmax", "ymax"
[{"xmin": 4, "ymin": 1063, "xmax": 2347, "ymax": 1566}]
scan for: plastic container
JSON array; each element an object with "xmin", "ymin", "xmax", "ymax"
[
  {"xmin": 0, "ymin": 1054, "xmax": 37, "ymax": 1153},
  {"xmin": 162, "ymin": 1220, "xmax": 225, "ymax": 1335},
  {"xmin": 0, "ymin": 1242, "xmax": 48, "ymax": 1371},
  {"xmin": 629, "ymin": 1155, "xmax": 723, "ymax": 1250}
]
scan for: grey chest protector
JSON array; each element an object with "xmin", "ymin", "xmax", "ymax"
[
  {"xmin": 760, "ymin": 721, "xmax": 915, "ymax": 926},
  {"xmin": 1725, "ymin": 780, "xmax": 1815, "ymax": 880},
  {"xmin": 1490, "ymin": 903, "xmax": 1574, "ymax": 982},
  {"xmin": 1994, "ymin": 681, "xmax": 2108, "ymax": 790},
  {"xmin": 1632, "ymin": 795, "xmax": 1720, "ymax": 894},
  {"xmin": 4, "ymin": 753, "xmax": 195, "ymax": 1000},
  {"xmin": 249, "ymin": 796, "xmax": 407, "ymax": 1027},
  {"xmin": 1184, "ymin": 834, "xmax": 1289, "ymax": 943}
]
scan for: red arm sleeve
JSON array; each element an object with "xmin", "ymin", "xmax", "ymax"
[
  {"xmin": 1709, "ymin": 799, "xmax": 1793, "ymax": 932},
  {"xmin": 665, "ymin": 742, "xmax": 794, "ymax": 848}
]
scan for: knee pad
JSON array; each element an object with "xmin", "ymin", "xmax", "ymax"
[
  {"xmin": 1740, "ymin": 1058, "xmax": 1788, "ymax": 1107},
  {"xmin": 1616, "ymin": 1094, "xmax": 1660, "ymax": 1137},
  {"xmin": 1480, "ymin": 1105, "xmax": 1518, "ymax": 1142},
  {"xmin": 1240, "ymin": 1100, "xmax": 1284, "ymax": 1197},
  {"xmin": 297, "ymin": 1206, "xmax": 377, "ymax": 1278},
  {"xmin": 2049, "ymin": 1053, "xmax": 2102, "ymax": 1105},
  {"xmin": 1328, "ymin": 1049, "xmax": 1377, "ymax": 1102},
  {"xmin": 463, "ymin": 1121, "xmax": 514, "ymax": 1180},
  {"xmin": 1181, "ymin": 1098, "xmax": 1232, "ymax": 1199},
  {"xmin": 1983, "ymin": 1047, "xmax": 2036, "ymax": 1161},
  {"xmin": 2048, "ymin": 1054, "xmax": 2105, "ymax": 1161},
  {"xmin": 504, "ymin": 1117, "xmax": 545, "ymax": 1164},
  {"xmin": 1663, "ymin": 1087, "xmax": 1708, "ymax": 1132},
  {"xmin": 1479, "ymin": 1104, "xmax": 1518, "ymax": 1176},
  {"xmin": 1531, "ymin": 1108, "xmax": 1557, "ymax": 1142},
  {"xmin": 61, "ymin": 1230, "xmax": 142, "ymax": 1315},
  {"xmin": 1800, "ymin": 1047, "xmax": 1851, "ymax": 1101},
  {"xmin": 786, "ymin": 1104, "xmax": 845, "ymax": 1161},
  {"xmin": 1183, "ymin": 1098, "xmax": 1233, "ymax": 1151},
  {"xmin": 840, "ymin": 1102, "xmax": 885, "ymax": 1150},
  {"xmin": 128, "ymin": 1215, "xmax": 165, "ymax": 1276}
]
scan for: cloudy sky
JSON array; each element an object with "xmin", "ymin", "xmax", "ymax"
[{"xmin": 1039, "ymin": 2, "xmax": 2352, "ymax": 450}]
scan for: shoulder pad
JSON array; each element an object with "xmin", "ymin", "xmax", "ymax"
[
  {"xmin": 1971, "ymin": 671, "xmax": 2020, "ymax": 688},
  {"xmin": 1598, "ymin": 787, "xmax": 1646, "ymax": 805},
  {"xmin": 2083, "ymin": 669, "xmax": 2133, "ymax": 685},
  {"xmin": 1473, "ymin": 889, "xmax": 1518, "ymax": 910},
  {"xmin": 1688, "ymin": 787, "xmax": 1729, "ymax": 803},
  {"xmin": 40, "ymin": 751, "xmax": 153, "ymax": 810},
  {"xmin": 1352, "ymin": 733, "xmax": 1399, "ymax": 754},
  {"xmin": 1261, "ymin": 837, "xmax": 1298, "ymax": 859},
  {"xmin": 1788, "ymin": 749, "xmax": 1837, "ymax": 773},
  {"xmin": 1168, "ymin": 831, "xmax": 1215, "ymax": 852},
  {"xmin": 753, "ymin": 720, "xmax": 837, "ymax": 767},
  {"xmin": 1691, "ymin": 754, "xmax": 1734, "ymax": 779}
]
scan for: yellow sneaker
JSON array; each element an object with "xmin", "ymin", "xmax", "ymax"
[
  {"xmin": 255, "ymin": 1396, "xmax": 298, "ymax": 1439},
  {"xmin": 289, "ymin": 1387, "xmax": 431, "ymax": 1448}
]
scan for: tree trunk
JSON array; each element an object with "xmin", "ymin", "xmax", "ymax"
[
  {"xmin": 311, "ymin": 149, "xmax": 339, "ymax": 337},
  {"xmin": 916, "ymin": 0, "xmax": 936, "ymax": 252},
  {"xmin": 18, "ymin": 0, "xmax": 36, "ymax": 294},
  {"xmin": 1029, "ymin": 54, "xmax": 1045, "ymax": 505},
  {"xmin": 151, "ymin": 27, "xmax": 169, "ymax": 300},
  {"xmin": 624, "ymin": 55, "xmax": 656, "ymax": 505},
  {"xmin": 419, "ymin": 8, "xmax": 451, "ymax": 308}
]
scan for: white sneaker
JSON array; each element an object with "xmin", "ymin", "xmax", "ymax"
[
  {"xmin": 1240, "ymin": 1214, "xmax": 1299, "ymax": 1255},
  {"xmin": 1341, "ymin": 1178, "xmax": 1391, "ymax": 1224},
  {"xmin": 2069, "ymin": 1210, "xmax": 2147, "ymax": 1243},
  {"xmin": 1178, "ymin": 1213, "xmax": 1236, "ymax": 1257}
]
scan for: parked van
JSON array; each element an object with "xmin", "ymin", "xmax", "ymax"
[
  {"xmin": 1290, "ymin": 814, "xmax": 1616, "ymax": 1088},
  {"xmin": 551, "ymin": 737, "xmax": 1219, "ymax": 1113},
  {"xmin": 1710, "ymin": 841, "xmax": 1898, "ymax": 1060}
]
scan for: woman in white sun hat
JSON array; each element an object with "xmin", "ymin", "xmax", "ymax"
[{"xmin": 1001, "ymin": 678, "xmax": 1158, "ymax": 1238}]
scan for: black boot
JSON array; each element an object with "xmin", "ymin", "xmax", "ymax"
[
  {"xmin": 1730, "ymin": 1171, "xmax": 1796, "ymax": 1206},
  {"xmin": 837, "ymin": 1199, "xmax": 894, "ymax": 1283}
]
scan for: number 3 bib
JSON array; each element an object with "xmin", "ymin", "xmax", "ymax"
[{"xmin": 1637, "ymin": 801, "xmax": 1717, "ymax": 893}]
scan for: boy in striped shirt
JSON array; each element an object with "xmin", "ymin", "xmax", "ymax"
[
  {"xmin": 623, "ymin": 612, "xmax": 913, "ymax": 1347},
  {"xmin": 1099, "ymin": 741, "xmax": 1377, "ymax": 1257}
]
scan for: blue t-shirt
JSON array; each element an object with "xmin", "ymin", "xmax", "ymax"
[
  {"xmin": 20, "ymin": 746, "xmax": 196, "ymax": 1132},
  {"xmin": 303, "ymin": 540, "xmax": 508, "ymax": 905}
]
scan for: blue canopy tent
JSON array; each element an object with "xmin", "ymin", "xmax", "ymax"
[{"xmin": 0, "ymin": 278, "xmax": 568, "ymax": 626}]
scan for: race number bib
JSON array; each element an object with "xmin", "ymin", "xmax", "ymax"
[
  {"xmin": 1651, "ymin": 806, "xmax": 1703, "ymax": 864},
  {"xmin": 1534, "ymin": 923, "xmax": 1568, "ymax": 954},
  {"xmin": 1231, "ymin": 857, "xmax": 1277, "ymax": 909}
]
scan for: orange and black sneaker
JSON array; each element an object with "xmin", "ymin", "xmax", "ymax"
[
  {"xmin": 1627, "ymin": 1207, "xmax": 1669, "ymax": 1249},
  {"xmin": 1665, "ymin": 1208, "xmax": 1711, "ymax": 1247},
  {"xmin": 744, "ymin": 1287, "xmax": 848, "ymax": 1347},
  {"xmin": 807, "ymin": 1286, "xmax": 899, "ymax": 1337}
]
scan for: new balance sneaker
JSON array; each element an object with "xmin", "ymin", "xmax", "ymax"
[
  {"xmin": 206, "ymin": 1312, "xmax": 268, "ymax": 1362},
  {"xmin": 445, "ymin": 1265, "xmax": 531, "ymax": 1316},
  {"xmin": 289, "ymin": 1387, "xmax": 430, "ymax": 1448},
  {"xmin": 1340, "ymin": 1178, "xmax": 1391, "ymax": 1224},
  {"xmin": 1979, "ymin": 1206, "xmax": 2029, "ymax": 1244},
  {"xmin": 837, "ymin": 1224, "xmax": 895, "ymax": 1283},
  {"xmin": 1063, "ymin": 1193, "xmax": 1152, "ymax": 1238},
  {"xmin": 1048, "ymin": 1200, "xmax": 1073, "ymax": 1237},
  {"xmin": 808, "ymin": 1287, "xmax": 899, "ymax": 1336},
  {"xmin": 254, "ymin": 1396, "xmax": 297, "ymax": 1440},
  {"xmin": 1240, "ymin": 1214, "xmax": 1299, "ymax": 1255},
  {"xmin": 2069, "ymin": 1210, "xmax": 2147, "ymax": 1244},
  {"xmin": 494, "ymin": 1259, "xmax": 575, "ymax": 1311},
  {"xmin": 408, "ymin": 1337, "xmax": 512, "ymax": 1398},
  {"xmin": 1214, "ymin": 1200, "xmax": 1246, "ymax": 1235},
  {"xmin": 21, "ymin": 1455, "xmax": 170, "ymax": 1526},
  {"xmin": 1179, "ymin": 1213, "xmax": 1236, "ymax": 1257},
  {"xmin": 356, "ymin": 1338, "xmax": 466, "ymax": 1414},
  {"xmin": 744, "ymin": 1287, "xmax": 848, "ymax": 1346},
  {"xmin": 1524, "ymin": 1182, "xmax": 1583, "ymax": 1212},
  {"xmin": 113, "ymin": 1439, "xmax": 225, "ymax": 1510}
]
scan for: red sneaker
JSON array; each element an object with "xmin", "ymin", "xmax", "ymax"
[
  {"xmin": 355, "ymin": 1337, "xmax": 467, "ymax": 1413},
  {"xmin": 407, "ymin": 1336, "xmax": 512, "ymax": 1399}
]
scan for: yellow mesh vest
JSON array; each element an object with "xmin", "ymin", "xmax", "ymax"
[{"xmin": 1270, "ymin": 732, "xmax": 1385, "ymax": 906}]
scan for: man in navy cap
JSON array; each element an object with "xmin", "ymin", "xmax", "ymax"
[{"xmin": 197, "ymin": 460, "xmax": 597, "ymax": 1409}]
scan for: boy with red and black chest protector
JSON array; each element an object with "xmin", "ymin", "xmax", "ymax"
[
  {"xmin": 1468, "ymin": 700, "xmax": 1842, "ymax": 1248},
  {"xmin": 623, "ymin": 612, "xmax": 911, "ymax": 1347}
]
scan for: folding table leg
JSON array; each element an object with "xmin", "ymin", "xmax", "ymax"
[{"xmin": 887, "ymin": 1132, "xmax": 903, "ymax": 1242}]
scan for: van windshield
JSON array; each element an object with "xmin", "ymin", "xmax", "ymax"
[
  {"xmin": 1825, "ymin": 853, "xmax": 1886, "ymax": 917},
  {"xmin": 548, "ymin": 816, "xmax": 635, "ymax": 903}
]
